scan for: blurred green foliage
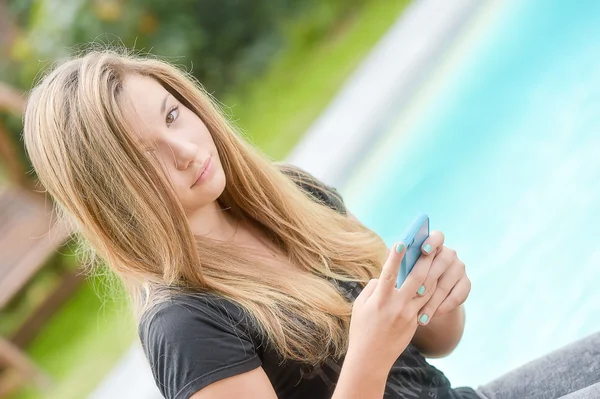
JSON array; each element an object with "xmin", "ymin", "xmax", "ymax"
[{"xmin": 4, "ymin": 0, "xmax": 367, "ymax": 96}]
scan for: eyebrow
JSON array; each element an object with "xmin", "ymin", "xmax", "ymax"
[{"xmin": 160, "ymin": 93, "xmax": 170, "ymax": 114}]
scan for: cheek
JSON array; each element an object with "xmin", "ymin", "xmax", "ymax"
[
  {"xmin": 202, "ymin": 129, "xmax": 215, "ymax": 148},
  {"xmin": 192, "ymin": 118, "xmax": 214, "ymax": 145}
]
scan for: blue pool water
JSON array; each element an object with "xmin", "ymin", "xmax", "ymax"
[{"xmin": 342, "ymin": 1, "xmax": 600, "ymax": 388}]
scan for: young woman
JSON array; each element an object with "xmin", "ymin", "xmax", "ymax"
[{"xmin": 23, "ymin": 50, "xmax": 600, "ymax": 399}]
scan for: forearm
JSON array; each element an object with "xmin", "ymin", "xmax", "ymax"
[
  {"xmin": 411, "ymin": 305, "xmax": 465, "ymax": 358},
  {"xmin": 332, "ymin": 349, "xmax": 388, "ymax": 399}
]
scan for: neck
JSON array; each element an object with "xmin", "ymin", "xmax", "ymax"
[
  {"xmin": 187, "ymin": 201, "xmax": 276, "ymax": 255},
  {"xmin": 187, "ymin": 200, "xmax": 239, "ymax": 241}
]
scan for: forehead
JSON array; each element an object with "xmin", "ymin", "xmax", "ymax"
[
  {"xmin": 121, "ymin": 74, "xmax": 168, "ymax": 116},
  {"xmin": 120, "ymin": 74, "xmax": 168, "ymax": 143}
]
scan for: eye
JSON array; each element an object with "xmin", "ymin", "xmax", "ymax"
[{"xmin": 166, "ymin": 105, "xmax": 179, "ymax": 126}]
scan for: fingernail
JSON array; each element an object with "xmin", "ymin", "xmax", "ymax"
[
  {"xmin": 417, "ymin": 285, "xmax": 426, "ymax": 295},
  {"xmin": 419, "ymin": 314, "xmax": 429, "ymax": 324},
  {"xmin": 396, "ymin": 243, "xmax": 405, "ymax": 253},
  {"xmin": 423, "ymin": 244, "xmax": 432, "ymax": 254}
]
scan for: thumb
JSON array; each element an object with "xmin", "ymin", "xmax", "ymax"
[{"xmin": 354, "ymin": 279, "xmax": 378, "ymax": 306}]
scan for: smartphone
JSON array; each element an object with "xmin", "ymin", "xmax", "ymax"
[{"xmin": 396, "ymin": 213, "xmax": 430, "ymax": 288}]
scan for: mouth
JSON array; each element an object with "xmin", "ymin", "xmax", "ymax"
[{"xmin": 192, "ymin": 156, "xmax": 212, "ymax": 187}]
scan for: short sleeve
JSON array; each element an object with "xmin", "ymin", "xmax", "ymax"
[
  {"xmin": 139, "ymin": 296, "xmax": 262, "ymax": 399},
  {"xmin": 276, "ymin": 163, "xmax": 347, "ymax": 216}
]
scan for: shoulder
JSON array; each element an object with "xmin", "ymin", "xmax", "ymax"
[
  {"xmin": 140, "ymin": 293, "xmax": 247, "ymax": 334},
  {"xmin": 139, "ymin": 293, "xmax": 258, "ymax": 354},
  {"xmin": 275, "ymin": 163, "xmax": 346, "ymax": 215},
  {"xmin": 139, "ymin": 293, "xmax": 262, "ymax": 399}
]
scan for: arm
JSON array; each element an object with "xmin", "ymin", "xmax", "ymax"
[
  {"xmin": 190, "ymin": 357, "xmax": 388, "ymax": 399},
  {"xmin": 346, "ymin": 211, "xmax": 466, "ymax": 359},
  {"xmin": 190, "ymin": 367, "xmax": 278, "ymax": 399}
]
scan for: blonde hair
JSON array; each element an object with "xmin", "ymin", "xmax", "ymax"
[{"xmin": 22, "ymin": 48, "xmax": 388, "ymax": 364}]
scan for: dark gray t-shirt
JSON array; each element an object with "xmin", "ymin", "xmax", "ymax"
[{"xmin": 138, "ymin": 165, "xmax": 478, "ymax": 399}]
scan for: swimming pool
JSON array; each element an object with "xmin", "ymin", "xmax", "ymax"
[{"xmin": 342, "ymin": 0, "xmax": 600, "ymax": 388}]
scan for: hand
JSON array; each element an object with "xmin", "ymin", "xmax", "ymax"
[
  {"xmin": 415, "ymin": 231, "xmax": 471, "ymax": 324},
  {"xmin": 347, "ymin": 242, "xmax": 437, "ymax": 374}
]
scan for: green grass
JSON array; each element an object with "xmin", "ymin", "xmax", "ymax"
[{"xmin": 7, "ymin": 0, "xmax": 410, "ymax": 397}]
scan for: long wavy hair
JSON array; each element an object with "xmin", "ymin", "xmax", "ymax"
[{"xmin": 22, "ymin": 48, "xmax": 388, "ymax": 364}]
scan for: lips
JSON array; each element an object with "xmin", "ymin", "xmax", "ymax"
[{"xmin": 192, "ymin": 156, "xmax": 211, "ymax": 186}]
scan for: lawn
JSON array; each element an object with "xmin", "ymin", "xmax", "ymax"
[{"xmin": 8, "ymin": 0, "xmax": 411, "ymax": 398}]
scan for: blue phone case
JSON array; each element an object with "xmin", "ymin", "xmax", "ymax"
[{"xmin": 396, "ymin": 213, "xmax": 430, "ymax": 287}]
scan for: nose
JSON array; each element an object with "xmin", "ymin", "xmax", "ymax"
[{"xmin": 168, "ymin": 139, "xmax": 199, "ymax": 171}]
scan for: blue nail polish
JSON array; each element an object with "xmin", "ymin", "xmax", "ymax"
[
  {"xmin": 419, "ymin": 314, "xmax": 429, "ymax": 324},
  {"xmin": 423, "ymin": 244, "xmax": 432, "ymax": 254},
  {"xmin": 396, "ymin": 243, "xmax": 405, "ymax": 253},
  {"xmin": 417, "ymin": 285, "xmax": 426, "ymax": 295}
]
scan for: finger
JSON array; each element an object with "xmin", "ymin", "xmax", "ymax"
[
  {"xmin": 436, "ymin": 276, "xmax": 471, "ymax": 316},
  {"xmin": 421, "ymin": 230, "xmax": 445, "ymax": 255},
  {"xmin": 397, "ymin": 245, "xmax": 435, "ymax": 301},
  {"xmin": 417, "ymin": 267, "xmax": 463, "ymax": 325},
  {"xmin": 375, "ymin": 242, "xmax": 406, "ymax": 294},
  {"xmin": 413, "ymin": 246, "xmax": 454, "ymax": 299},
  {"xmin": 400, "ymin": 241, "xmax": 447, "ymax": 300},
  {"xmin": 355, "ymin": 279, "xmax": 378, "ymax": 306},
  {"xmin": 409, "ymin": 280, "xmax": 436, "ymax": 311},
  {"xmin": 417, "ymin": 253, "xmax": 466, "ymax": 311},
  {"xmin": 423, "ymin": 245, "xmax": 456, "ymax": 283}
]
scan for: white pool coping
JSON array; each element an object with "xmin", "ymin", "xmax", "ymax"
[
  {"xmin": 87, "ymin": 0, "xmax": 484, "ymax": 398},
  {"xmin": 287, "ymin": 0, "xmax": 485, "ymax": 189}
]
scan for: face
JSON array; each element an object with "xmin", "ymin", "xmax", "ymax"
[{"xmin": 121, "ymin": 74, "xmax": 226, "ymax": 214}]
